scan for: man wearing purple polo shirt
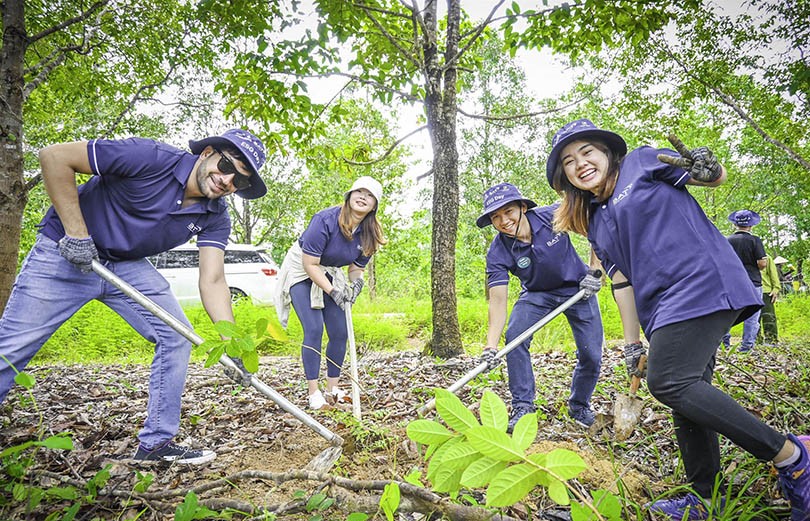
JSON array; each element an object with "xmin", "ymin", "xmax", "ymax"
[
  {"xmin": 476, "ymin": 183, "xmax": 604, "ymax": 432},
  {"xmin": 0, "ymin": 129, "xmax": 266, "ymax": 464}
]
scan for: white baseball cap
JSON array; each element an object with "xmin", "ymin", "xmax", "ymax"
[{"xmin": 345, "ymin": 176, "xmax": 383, "ymax": 207}]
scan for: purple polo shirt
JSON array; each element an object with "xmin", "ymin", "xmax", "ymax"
[
  {"xmin": 486, "ymin": 205, "xmax": 587, "ymax": 293},
  {"xmin": 588, "ymin": 146, "xmax": 762, "ymax": 335},
  {"xmin": 38, "ymin": 138, "xmax": 230, "ymax": 261},
  {"xmin": 299, "ymin": 206, "xmax": 371, "ymax": 268}
]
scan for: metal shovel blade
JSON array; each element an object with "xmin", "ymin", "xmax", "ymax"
[
  {"xmin": 613, "ymin": 354, "xmax": 647, "ymax": 441},
  {"xmin": 613, "ymin": 389, "xmax": 644, "ymax": 441}
]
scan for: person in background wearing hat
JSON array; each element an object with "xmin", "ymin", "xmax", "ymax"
[
  {"xmin": 274, "ymin": 177, "xmax": 386, "ymax": 411},
  {"xmin": 721, "ymin": 210, "xmax": 767, "ymax": 352},
  {"xmin": 759, "ymin": 254, "xmax": 781, "ymax": 345},
  {"xmin": 0, "ymin": 129, "xmax": 268, "ymax": 464},
  {"xmin": 476, "ymin": 182, "xmax": 604, "ymax": 432},
  {"xmin": 547, "ymin": 118, "xmax": 809, "ymax": 520}
]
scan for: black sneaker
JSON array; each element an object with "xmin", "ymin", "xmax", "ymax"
[
  {"xmin": 133, "ymin": 441, "xmax": 216, "ymax": 465},
  {"xmin": 507, "ymin": 405, "xmax": 536, "ymax": 433},
  {"xmin": 568, "ymin": 406, "xmax": 595, "ymax": 428}
]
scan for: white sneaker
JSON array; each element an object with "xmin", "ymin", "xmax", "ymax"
[{"xmin": 308, "ymin": 390, "xmax": 328, "ymax": 410}]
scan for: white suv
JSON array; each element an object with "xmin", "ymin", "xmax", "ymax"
[{"xmin": 148, "ymin": 243, "xmax": 279, "ymax": 306}]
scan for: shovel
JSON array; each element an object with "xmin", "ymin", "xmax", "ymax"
[
  {"xmin": 90, "ymin": 260, "xmax": 344, "ymax": 471},
  {"xmin": 613, "ymin": 354, "xmax": 647, "ymax": 441},
  {"xmin": 344, "ymin": 303, "xmax": 362, "ymax": 420},
  {"xmin": 418, "ymin": 285, "xmax": 595, "ymax": 415}
]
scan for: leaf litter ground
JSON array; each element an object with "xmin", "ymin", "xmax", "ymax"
[{"xmin": 2, "ymin": 341, "xmax": 808, "ymax": 519}]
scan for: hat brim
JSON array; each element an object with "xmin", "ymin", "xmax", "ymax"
[
  {"xmin": 476, "ymin": 198, "xmax": 537, "ymax": 228},
  {"xmin": 189, "ymin": 136, "xmax": 267, "ymax": 200},
  {"xmin": 727, "ymin": 211, "xmax": 761, "ymax": 227},
  {"xmin": 545, "ymin": 129, "xmax": 627, "ymax": 188}
]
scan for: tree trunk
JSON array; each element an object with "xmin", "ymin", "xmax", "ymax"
[
  {"xmin": 424, "ymin": 0, "xmax": 462, "ymax": 358},
  {"xmin": 0, "ymin": 0, "xmax": 29, "ymax": 312}
]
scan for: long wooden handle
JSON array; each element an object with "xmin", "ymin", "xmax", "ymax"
[{"xmin": 629, "ymin": 354, "xmax": 648, "ymax": 395}]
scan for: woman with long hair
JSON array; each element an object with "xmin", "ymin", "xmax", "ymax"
[
  {"xmin": 547, "ymin": 118, "xmax": 808, "ymax": 520},
  {"xmin": 275, "ymin": 176, "xmax": 386, "ymax": 410}
]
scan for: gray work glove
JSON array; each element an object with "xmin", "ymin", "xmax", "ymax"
[
  {"xmin": 480, "ymin": 348, "xmax": 500, "ymax": 370},
  {"xmin": 329, "ymin": 287, "xmax": 351, "ymax": 310},
  {"xmin": 223, "ymin": 357, "xmax": 252, "ymax": 387},
  {"xmin": 579, "ymin": 269, "xmax": 602, "ymax": 298},
  {"xmin": 349, "ymin": 278, "xmax": 364, "ymax": 304},
  {"xmin": 623, "ymin": 342, "xmax": 647, "ymax": 378},
  {"xmin": 58, "ymin": 235, "xmax": 99, "ymax": 273},
  {"xmin": 657, "ymin": 134, "xmax": 722, "ymax": 183}
]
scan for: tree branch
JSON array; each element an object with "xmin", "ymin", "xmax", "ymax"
[
  {"xmin": 343, "ymin": 125, "xmax": 427, "ymax": 165},
  {"xmin": 354, "ymin": 3, "xmax": 421, "ymax": 68},
  {"xmin": 103, "ymin": 61, "xmax": 181, "ymax": 137},
  {"xmin": 27, "ymin": 0, "xmax": 109, "ymax": 44},
  {"xmin": 444, "ymin": 0, "xmax": 506, "ymax": 73},
  {"xmin": 659, "ymin": 39, "xmax": 810, "ymax": 172}
]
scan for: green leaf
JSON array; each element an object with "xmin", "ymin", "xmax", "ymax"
[
  {"xmin": 434, "ymin": 389, "xmax": 479, "ymax": 433},
  {"xmin": 511, "ymin": 411, "xmax": 538, "ymax": 450},
  {"xmin": 465, "ymin": 426, "xmax": 524, "ymax": 462},
  {"xmin": 306, "ymin": 493, "xmax": 328, "ymax": 512},
  {"xmin": 213, "ymin": 320, "xmax": 241, "ymax": 338},
  {"xmin": 346, "ymin": 514, "xmax": 369, "ymax": 521},
  {"xmin": 380, "ymin": 482, "xmax": 400, "ymax": 521},
  {"xmin": 427, "ymin": 436, "xmax": 463, "ymax": 481},
  {"xmin": 242, "ymin": 349, "xmax": 259, "ymax": 373},
  {"xmin": 548, "ymin": 477, "xmax": 570, "ymax": 505},
  {"xmin": 441, "ymin": 441, "xmax": 480, "ymax": 470},
  {"xmin": 592, "ymin": 489, "xmax": 623, "ymax": 521},
  {"xmin": 44, "ymin": 486, "xmax": 79, "ymax": 500},
  {"xmin": 406, "ymin": 419, "xmax": 454, "ymax": 445},
  {"xmin": 39, "ymin": 434, "xmax": 74, "ymax": 451},
  {"xmin": 14, "ymin": 372, "xmax": 35, "ymax": 389},
  {"xmin": 479, "ymin": 390, "xmax": 508, "ymax": 431},
  {"xmin": 486, "ymin": 463, "xmax": 543, "ymax": 507},
  {"xmin": 545, "ymin": 449, "xmax": 586, "ymax": 480},
  {"xmin": 526, "ymin": 454, "xmax": 551, "ymax": 486},
  {"xmin": 254, "ymin": 317, "xmax": 269, "ymax": 337},
  {"xmin": 460, "ymin": 456, "xmax": 508, "ymax": 488},
  {"xmin": 432, "ymin": 465, "xmax": 463, "ymax": 494},
  {"xmin": 403, "ymin": 468, "xmax": 423, "ymax": 487},
  {"xmin": 205, "ymin": 344, "xmax": 226, "ymax": 368},
  {"xmin": 175, "ymin": 491, "xmax": 199, "ymax": 521},
  {"xmin": 0, "ymin": 440, "xmax": 33, "ymax": 458}
]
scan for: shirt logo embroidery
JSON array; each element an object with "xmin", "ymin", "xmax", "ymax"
[
  {"xmin": 612, "ymin": 183, "xmax": 633, "ymax": 205},
  {"xmin": 546, "ymin": 233, "xmax": 562, "ymax": 247},
  {"xmin": 517, "ymin": 257, "xmax": 531, "ymax": 269},
  {"xmin": 187, "ymin": 223, "xmax": 202, "ymax": 234}
]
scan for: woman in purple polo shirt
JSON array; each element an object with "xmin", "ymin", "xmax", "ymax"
[
  {"xmin": 275, "ymin": 177, "xmax": 386, "ymax": 411},
  {"xmin": 547, "ymin": 118, "xmax": 809, "ymax": 520},
  {"xmin": 477, "ymin": 182, "xmax": 604, "ymax": 432}
]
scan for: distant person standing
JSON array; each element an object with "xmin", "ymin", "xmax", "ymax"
[
  {"xmin": 759, "ymin": 254, "xmax": 781, "ymax": 345},
  {"xmin": 774, "ymin": 256, "xmax": 794, "ymax": 294},
  {"xmin": 722, "ymin": 210, "xmax": 767, "ymax": 352}
]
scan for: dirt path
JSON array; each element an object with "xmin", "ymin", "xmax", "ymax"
[{"xmin": 2, "ymin": 345, "xmax": 806, "ymax": 519}]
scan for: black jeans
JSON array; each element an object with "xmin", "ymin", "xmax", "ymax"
[{"xmin": 646, "ymin": 309, "xmax": 787, "ymax": 498}]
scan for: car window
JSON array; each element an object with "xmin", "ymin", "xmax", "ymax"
[
  {"xmin": 164, "ymin": 250, "xmax": 198, "ymax": 269},
  {"xmin": 224, "ymin": 250, "xmax": 264, "ymax": 264}
]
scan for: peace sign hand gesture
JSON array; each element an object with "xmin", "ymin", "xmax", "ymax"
[{"xmin": 657, "ymin": 134, "xmax": 722, "ymax": 183}]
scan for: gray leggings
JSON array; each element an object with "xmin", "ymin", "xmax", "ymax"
[{"xmin": 646, "ymin": 309, "xmax": 786, "ymax": 498}]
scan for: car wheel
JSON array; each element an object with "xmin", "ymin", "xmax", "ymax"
[{"xmin": 230, "ymin": 288, "xmax": 248, "ymax": 303}]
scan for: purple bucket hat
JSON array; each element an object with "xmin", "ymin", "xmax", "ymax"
[
  {"xmin": 728, "ymin": 209, "xmax": 761, "ymax": 227},
  {"xmin": 189, "ymin": 129, "xmax": 267, "ymax": 199},
  {"xmin": 476, "ymin": 183, "xmax": 537, "ymax": 228},
  {"xmin": 546, "ymin": 118, "xmax": 627, "ymax": 188}
]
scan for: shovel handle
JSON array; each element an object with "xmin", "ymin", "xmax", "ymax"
[{"xmin": 629, "ymin": 354, "xmax": 647, "ymax": 395}]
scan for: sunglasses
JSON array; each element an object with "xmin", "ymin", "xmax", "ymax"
[{"xmin": 213, "ymin": 148, "xmax": 251, "ymax": 190}]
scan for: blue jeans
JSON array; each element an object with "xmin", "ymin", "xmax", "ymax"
[
  {"xmin": 289, "ymin": 279, "xmax": 347, "ymax": 380},
  {"xmin": 0, "ymin": 235, "xmax": 192, "ymax": 449},
  {"xmin": 647, "ymin": 310, "xmax": 785, "ymax": 497},
  {"xmin": 722, "ymin": 296, "xmax": 761, "ymax": 350},
  {"xmin": 504, "ymin": 289, "xmax": 603, "ymax": 411}
]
